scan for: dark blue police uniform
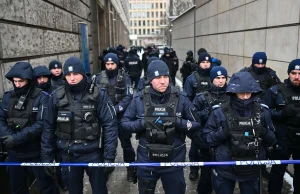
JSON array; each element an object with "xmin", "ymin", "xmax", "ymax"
[
  {"xmin": 41, "ymin": 57, "xmax": 118, "ymax": 194},
  {"xmin": 121, "ymin": 60, "xmax": 201, "ymax": 194},
  {"xmin": 0, "ymin": 62, "xmax": 59, "ymax": 194},
  {"xmin": 263, "ymin": 59, "xmax": 300, "ymax": 194},
  {"xmin": 96, "ymin": 53, "xmax": 136, "ymax": 181},
  {"xmin": 124, "ymin": 50, "xmax": 143, "ymax": 89},
  {"xmin": 202, "ymin": 72, "xmax": 277, "ymax": 194}
]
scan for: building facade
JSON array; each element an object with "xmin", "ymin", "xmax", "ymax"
[
  {"xmin": 0, "ymin": 0, "xmax": 130, "ymax": 96},
  {"xmin": 129, "ymin": 0, "xmax": 169, "ymax": 46},
  {"xmin": 171, "ymin": 0, "xmax": 300, "ymax": 81}
]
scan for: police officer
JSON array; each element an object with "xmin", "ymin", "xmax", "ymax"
[
  {"xmin": 33, "ymin": 66, "xmax": 55, "ymax": 93},
  {"xmin": 240, "ymin": 52, "xmax": 281, "ymax": 98},
  {"xmin": 41, "ymin": 57, "xmax": 118, "ymax": 194},
  {"xmin": 49, "ymin": 60, "xmax": 65, "ymax": 88},
  {"xmin": 142, "ymin": 46, "xmax": 151, "ymax": 75},
  {"xmin": 0, "ymin": 62, "xmax": 59, "ymax": 194},
  {"xmin": 161, "ymin": 48, "xmax": 178, "ymax": 86},
  {"xmin": 264, "ymin": 59, "xmax": 300, "ymax": 194},
  {"xmin": 184, "ymin": 52, "xmax": 212, "ymax": 179},
  {"xmin": 192, "ymin": 66, "xmax": 229, "ymax": 193},
  {"xmin": 121, "ymin": 60, "xmax": 201, "ymax": 194},
  {"xmin": 96, "ymin": 53, "xmax": 136, "ymax": 181},
  {"xmin": 202, "ymin": 72, "xmax": 276, "ymax": 194},
  {"xmin": 184, "ymin": 52, "xmax": 212, "ymax": 101},
  {"xmin": 180, "ymin": 50, "xmax": 197, "ymax": 86},
  {"xmin": 33, "ymin": 65, "xmax": 68, "ymax": 191},
  {"xmin": 124, "ymin": 49, "xmax": 143, "ymax": 89},
  {"xmin": 117, "ymin": 45, "xmax": 126, "ymax": 69}
]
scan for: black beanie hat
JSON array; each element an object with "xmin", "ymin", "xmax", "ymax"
[
  {"xmin": 287, "ymin": 59, "xmax": 300, "ymax": 74},
  {"xmin": 49, "ymin": 60, "xmax": 62, "ymax": 70},
  {"xmin": 147, "ymin": 60, "xmax": 170, "ymax": 82},
  {"xmin": 63, "ymin": 57, "xmax": 85, "ymax": 76},
  {"xmin": 198, "ymin": 52, "xmax": 212, "ymax": 64}
]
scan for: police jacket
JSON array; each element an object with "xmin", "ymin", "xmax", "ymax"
[
  {"xmin": 240, "ymin": 66, "xmax": 281, "ymax": 92},
  {"xmin": 121, "ymin": 86, "xmax": 201, "ymax": 173},
  {"xmin": 180, "ymin": 59, "xmax": 197, "ymax": 79},
  {"xmin": 184, "ymin": 68, "xmax": 211, "ymax": 101},
  {"xmin": 161, "ymin": 55, "xmax": 178, "ymax": 77},
  {"xmin": 96, "ymin": 70, "xmax": 133, "ymax": 119},
  {"xmin": 263, "ymin": 79, "xmax": 300, "ymax": 149},
  {"xmin": 0, "ymin": 88, "xmax": 48, "ymax": 158},
  {"xmin": 124, "ymin": 54, "xmax": 143, "ymax": 78},
  {"xmin": 202, "ymin": 96, "xmax": 276, "ymax": 181},
  {"xmin": 41, "ymin": 84, "xmax": 118, "ymax": 163},
  {"xmin": 142, "ymin": 52, "xmax": 149, "ymax": 73},
  {"xmin": 51, "ymin": 74, "xmax": 65, "ymax": 88},
  {"xmin": 193, "ymin": 83, "xmax": 229, "ymax": 125}
]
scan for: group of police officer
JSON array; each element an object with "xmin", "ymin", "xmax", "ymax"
[{"xmin": 0, "ymin": 44, "xmax": 299, "ymax": 194}]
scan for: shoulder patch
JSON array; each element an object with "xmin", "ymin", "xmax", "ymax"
[{"xmin": 260, "ymin": 103, "xmax": 269, "ymax": 109}]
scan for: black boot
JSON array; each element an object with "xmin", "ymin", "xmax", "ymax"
[
  {"xmin": 127, "ymin": 167, "xmax": 135, "ymax": 182},
  {"xmin": 189, "ymin": 170, "xmax": 199, "ymax": 181}
]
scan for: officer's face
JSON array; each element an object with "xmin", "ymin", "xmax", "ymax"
[
  {"xmin": 236, "ymin": 93, "xmax": 252, "ymax": 100},
  {"xmin": 106, "ymin": 62, "xmax": 117, "ymax": 70},
  {"xmin": 289, "ymin": 70, "xmax": 300, "ymax": 87},
  {"xmin": 13, "ymin": 78, "xmax": 28, "ymax": 88},
  {"xmin": 213, "ymin": 75, "xmax": 226, "ymax": 88},
  {"xmin": 253, "ymin": 63, "xmax": 265, "ymax": 68},
  {"xmin": 151, "ymin": 75, "xmax": 169, "ymax": 93},
  {"xmin": 199, "ymin": 61, "xmax": 211, "ymax": 69},
  {"xmin": 37, "ymin": 76, "xmax": 49, "ymax": 84},
  {"xmin": 50, "ymin": 68, "xmax": 62, "ymax": 76},
  {"xmin": 65, "ymin": 72, "xmax": 83, "ymax": 85}
]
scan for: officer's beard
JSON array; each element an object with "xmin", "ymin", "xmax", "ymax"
[
  {"xmin": 288, "ymin": 78, "xmax": 300, "ymax": 90},
  {"xmin": 36, "ymin": 80, "xmax": 51, "ymax": 92},
  {"xmin": 14, "ymin": 83, "xmax": 31, "ymax": 97},
  {"xmin": 66, "ymin": 76, "xmax": 88, "ymax": 94},
  {"xmin": 252, "ymin": 65, "xmax": 266, "ymax": 74},
  {"xmin": 106, "ymin": 68, "xmax": 118, "ymax": 78}
]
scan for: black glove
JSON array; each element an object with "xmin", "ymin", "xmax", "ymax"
[
  {"xmin": 0, "ymin": 135, "xmax": 14, "ymax": 149},
  {"xmin": 222, "ymin": 127, "xmax": 231, "ymax": 138},
  {"xmin": 103, "ymin": 159, "xmax": 115, "ymax": 175},
  {"xmin": 281, "ymin": 105, "xmax": 297, "ymax": 118},
  {"xmin": 44, "ymin": 166, "xmax": 55, "ymax": 177}
]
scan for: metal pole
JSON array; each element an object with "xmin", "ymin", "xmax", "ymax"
[
  {"xmin": 193, "ymin": 1, "xmax": 196, "ymax": 55},
  {"xmin": 79, "ymin": 22, "xmax": 90, "ymax": 74}
]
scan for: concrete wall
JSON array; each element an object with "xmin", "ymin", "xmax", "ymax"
[
  {"xmin": 172, "ymin": 0, "xmax": 300, "ymax": 81},
  {"xmin": 0, "ymin": 0, "xmax": 129, "ymax": 96}
]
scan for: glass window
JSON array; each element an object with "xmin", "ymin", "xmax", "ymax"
[
  {"xmin": 152, "ymin": 20, "xmax": 154, "ymax": 26},
  {"xmin": 156, "ymin": 3, "xmax": 158, "ymax": 9},
  {"xmin": 147, "ymin": 29, "xmax": 150, "ymax": 34},
  {"xmin": 160, "ymin": 3, "xmax": 162, "ymax": 9},
  {"xmin": 156, "ymin": 12, "xmax": 158, "ymax": 18},
  {"xmin": 156, "ymin": 20, "xmax": 158, "ymax": 26},
  {"xmin": 143, "ymin": 29, "xmax": 146, "ymax": 34},
  {"xmin": 147, "ymin": 20, "xmax": 150, "ymax": 26},
  {"xmin": 134, "ymin": 29, "xmax": 137, "ymax": 34},
  {"xmin": 164, "ymin": 3, "xmax": 166, "ymax": 8},
  {"xmin": 139, "ymin": 21, "xmax": 141, "ymax": 26},
  {"xmin": 152, "ymin": 3, "xmax": 154, "ymax": 9},
  {"xmin": 151, "ymin": 12, "xmax": 154, "ymax": 17},
  {"xmin": 139, "ymin": 29, "xmax": 141, "ymax": 34},
  {"xmin": 143, "ymin": 20, "xmax": 146, "ymax": 26},
  {"xmin": 147, "ymin": 12, "xmax": 150, "ymax": 17},
  {"xmin": 160, "ymin": 12, "xmax": 163, "ymax": 17}
]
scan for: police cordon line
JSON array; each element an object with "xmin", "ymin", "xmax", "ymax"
[{"xmin": 0, "ymin": 160, "xmax": 299, "ymax": 167}]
